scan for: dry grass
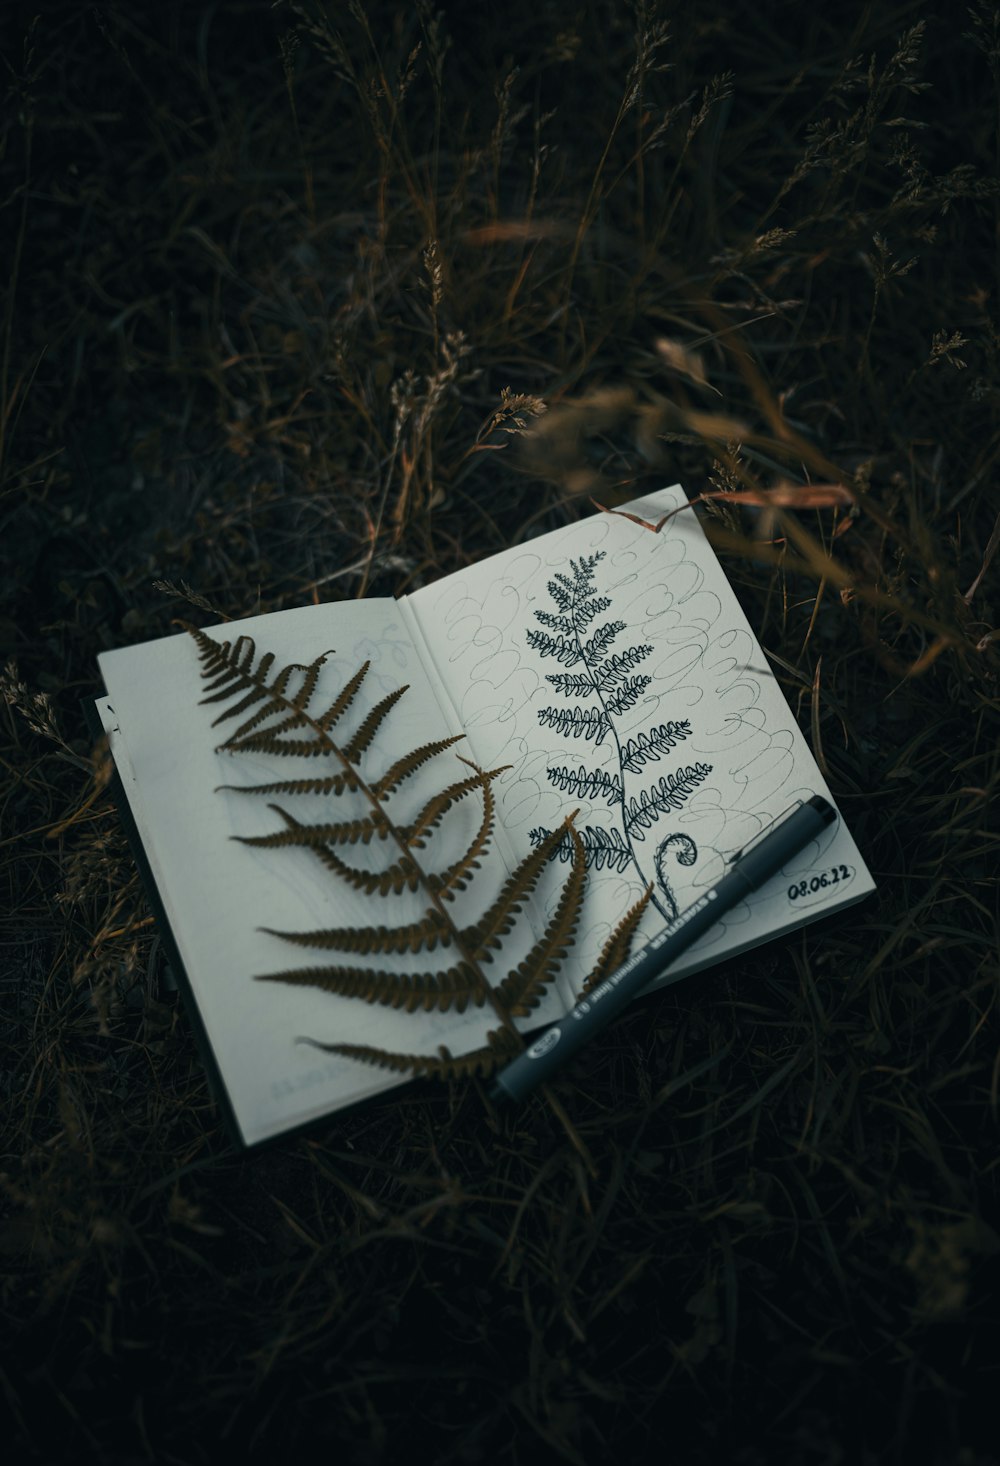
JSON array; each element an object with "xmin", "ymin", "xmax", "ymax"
[{"xmin": 2, "ymin": 2, "xmax": 999, "ymax": 1461}]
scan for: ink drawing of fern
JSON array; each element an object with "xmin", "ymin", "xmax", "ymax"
[
  {"xmin": 185, "ymin": 622, "xmax": 650, "ymax": 1083},
  {"xmin": 527, "ymin": 552, "xmax": 712, "ymax": 921}
]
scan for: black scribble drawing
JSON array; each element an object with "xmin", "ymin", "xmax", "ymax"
[{"xmin": 527, "ymin": 551, "xmax": 712, "ymax": 921}]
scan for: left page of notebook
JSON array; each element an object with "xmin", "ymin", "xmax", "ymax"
[{"xmin": 96, "ymin": 601, "xmax": 526, "ymax": 1146}]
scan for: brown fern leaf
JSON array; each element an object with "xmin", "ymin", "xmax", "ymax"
[
  {"xmin": 184, "ymin": 627, "xmax": 370, "ymax": 751},
  {"xmin": 185, "ymin": 626, "xmax": 283, "ymax": 712},
  {"xmin": 205, "ymin": 662, "xmax": 275, "ymax": 725},
  {"xmin": 214, "ymin": 651, "xmax": 324, "ymax": 731},
  {"xmin": 220, "ymin": 732, "xmax": 328, "ymax": 758},
  {"xmin": 297, "ymin": 1025, "xmax": 521, "ymax": 1079},
  {"xmin": 282, "ymin": 817, "xmax": 418, "ymax": 896},
  {"xmin": 186, "ymin": 626, "xmax": 255, "ymax": 690},
  {"xmin": 223, "ymin": 710, "xmax": 311, "ymax": 749},
  {"xmin": 315, "ymin": 660, "xmax": 370, "ymax": 731},
  {"xmin": 259, "ymin": 909, "xmax": 452, "ymax": 956},
  {"xmin": 216, "ymin": 770, "xmax": 362, "ymax": 798},
  {"xmin": 403, "ymin": 766, "xmax": 507, "ymax": 850},
  {"xmin": 460, "ymin": 819, "xmax": 575, "ymax": 962},
  {"xmin": 256, "ymin": 960, "xmax": 483, "ymax": 1014},
  {"xmin": 186, "ymin": 625, "xmax": 587, "ymax": 1084},
  {"xmin": 292, "ymin": 651, "xmax": 328, "ymax": 711},
  {"xmin": 497, "ymin": 824, "xmax": 586, "ymax": 1016},
  {"xmin": 580, "ymin": 885, "xmax": 654, "ymax": 995},
  {"xmin": 234, "ymin": 802, "xmax": 387, "ymax": 849},
  {"xmin": 373, "ymin": 735, "xmax": 466, "ymax": 800},
  {"xmin": 429, "ymin": 765, "xmax": 495, "ymax": 900},
  {"xmin": 342, "ymin": 685, "xmax": 409, "ymax": 763},
  {"xmin": 218, "ymin": 660, "xmax": 327, "ymax": 742}
]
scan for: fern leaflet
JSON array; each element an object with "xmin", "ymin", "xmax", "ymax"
[
  {"xmin": 458, "ymin": 820, "xmax": 569, "ymax": 960},
  {"xmin": 298, "ymin": 1029, "xmax": 522, "ymax": 1080},
  {"xmin": 342, "ymin": 685, "xmax": 409, "ymax": 763},
  {"xmin": 579, "ymin": 886, "xmax": 654, "ymax": 996},
  {"xmin": 236, "ymin": 805, "xmax": 386, "ymax": 848},
  {"xmin": 497, "ymin": 826, "xmax": 587, "ymax": 1016},
  {"xmin": 373, "ymin": 735, "xmax": 466, "ymax": 800},
  {"xmin": 533, "ymin": 609, "xmax": 573, "ymax": 633},
  {"xmin": 545, "ymin": 766, "xmax": 622, "ymax": 804},
  {"xmin": 260, "ymin": 909, "xmax": 453, "ymax": 956},
  {"xmin": 582, "ymin": 620, "xmax": 626, "ymax": 663},
  {"xmin": 529, "ymin": 823, "xmax": 632, "ymax": 873},
  {"xmin": 624, "ymin": 763, "xmax": 713, "ymax": 839},
  {"xmin": 304, "ymin": 833, "xmax": 420, "ymax": 897},
  {"xmin": 537, "ymin": 705, "xmax": 610, "ymax": 743},
  {"xmin": 217, "ymin": 770, "xmax": 362, "ymax": 798},
  {"xmin": 525, "ymin": 628, "xmax": 582, "ymax": 666},
  {"xmin": 604, "ymin": 675, "xmax": 651, "ymax": 717},
  {"xmin": 571, "ymin": 594, "xmax": 612, "ymax": 630},
  {"xmin": 316, "ymin": 661, "xmax": 371, "ymax": 731},
  {"xmin": 620, "ymin": 720, "xmax": 692, "ymax": 773},
  {"xmin": 596, "ymin": 645, "xmax": 653, "ymax": 688},
  {"xmin": 544, "ymin": 672, "xmax": 597, "ymax": 698},
  {"xmin": 403, "ymin": 765, "xmax": 506, "ymax": 850},
  {"xmin": 257, "ymin": 960, "xmax": 483, "ymax": 1014},
  {"xmin": 544, "ymin": 578, "xmax": 573, "ymax": 613}
]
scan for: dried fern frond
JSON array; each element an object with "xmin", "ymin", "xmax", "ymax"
[
  {"xmin": 220, "ymin": 731, "xmax": 338, "ymax": 759},
  {"xmin": 256, "ymin": 817, "xmax": 588, "ymax": 1027},
  {"xmin": 580, "ymin": 886, "xmax": 654, "ymax": 995},
  {"xmin": 297, "ymin": 1025, "xmax": 522, "ymax": 1081},
  {"xmin": 429, "ymin": 767, "xmax": 497, "ymax": 899},
  {"xmin": 402, "ymin": 764, "xmax": 507, "ymax": 849},
  {"xmin": 257, "ymin": 960, "xmax": 483, "ymax": 1014},
  {"xmin": 315, "ymin": 661, "xmax": 370, "ymax": 731},
  {"xmin": 184, "ymin": 623, "xmax": 378, "ymax": 757},
  {"xmin": 307, "ymin": 838, "xmax": 421, "ymax": 897},
  {"xmin": 342, "ymin": 685, "xmax": 409, "ymax": 763},
  {"xmin": 260, "ymin": 910, "xmax": 452, "ymax": 956},
  {"xmin": 188, "ymin": 625, "xmax": 592, "ymax": 1086},
  {"xmin": 497, "ymin": 824, "xmax": 587, "ymax": 1016},
  {"xmin": 373, "ymin": 734, "xmax": 466, "ymax": 799},
  {"xmin": 235, "ymin": 804, "xmax": 387, "ymax": 849},
  {"xmin": 460, "ymin": 818, "xmax": 574, "ymax": 960},
  {"xmin": 217, "ymin": 771, "xmax": 362, "ymax": 798}
]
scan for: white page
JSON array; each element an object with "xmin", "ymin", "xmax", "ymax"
[
  {"xmin": 98, "ymin": 602, "xmax": 545, "ymax": 1146},
  {"xmin": 406, "ymin": 486, "xmax": 875, "ymax": 1003}
]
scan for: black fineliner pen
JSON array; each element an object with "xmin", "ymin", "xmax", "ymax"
[{"xmin": 489, "ymin": 794, "xmax": 837, "ymax": 1105}]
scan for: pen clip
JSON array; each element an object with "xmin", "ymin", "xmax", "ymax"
[{"xmin": 726, "ymin": 799, "xmax": 803, "ymax": 866}]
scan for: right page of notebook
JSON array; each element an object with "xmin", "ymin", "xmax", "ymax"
[{"xmin": 405, "ymin": 485, "xmax": 875, "ymax": 1009}]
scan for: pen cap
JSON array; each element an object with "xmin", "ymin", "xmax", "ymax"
[{"xmin": 731, "ymin": 795, "xmax": 836, "ymax": 894}]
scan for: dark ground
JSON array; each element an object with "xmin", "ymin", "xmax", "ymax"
[{"xmin": 2, "ymin": 2, "xmax": 1000, "ymax": 1462}]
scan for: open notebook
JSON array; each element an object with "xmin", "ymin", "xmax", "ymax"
[{"xmin": 95, "ymin": 486, "xmax": 874, "ymax": 1146}]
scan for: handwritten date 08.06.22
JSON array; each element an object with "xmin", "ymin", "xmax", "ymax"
[{"xmin": 788, "ymin": 865, "xmax": 853, "ymax": 902}]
